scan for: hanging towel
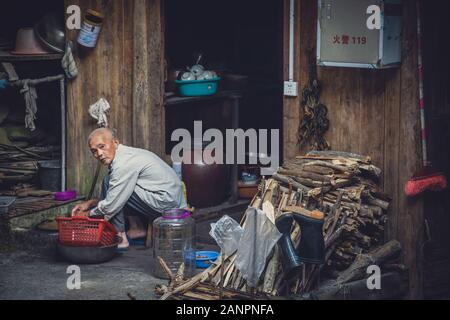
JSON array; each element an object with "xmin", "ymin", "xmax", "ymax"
[
  {"xmin": 61, "ymin": 41, "xmax": 78, "ymax": 79},
  {"xmin": 89, "ymin": 98, "xmax": 110, "ymax": 127},
  {"xmin": 20, "ymin": 80, "xmax": 38, "ymax": 131}
]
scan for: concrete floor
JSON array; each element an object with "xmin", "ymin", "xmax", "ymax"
[
  {"xmin": 0, "ymin": 246, "xmax": 162, "ymax": 300},
  {"xmin": 0, "ymin": 240, "xmax": 223, "ymax": 300},
  {"xmin": 0, "ymin": 199, "xmax": 246, "ymax": 300},
  {"xmin": 0, "ymin": 210, "xmax": 232, "ymax": 300}
]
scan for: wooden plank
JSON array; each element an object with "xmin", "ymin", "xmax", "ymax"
[
  {"xmin": 359, "ymin": 69, "xmax": 385, "ymax": 177},
  {"xmin": 66, "ymin": 0, "xmax": 134, "ymax": 196},
  {"xmin": 383, "ymin": 67, "xmax": 401, "ymax": 242},
  {"xmin": 297, "ymin": 0, "xmax": 318, "ymax": 155},
  {"xmin": 282, "ymin": 0, "xmax": 301, "ymax": 161},
  {"xmin": 132, "ymin": 0, "xmax": 150, "ymax": 150},
  {"xmin": 147, "ymin": 0, "xmax": 165, "ymax": 157},
  {"xmin": 165, "ymin": 90, "xmax": 243, "ymax": 106},
  {"xmin": 132, "ymin": 0, "xmax": 165, "ymax": 157},
  {"xmin": 397, "ymin": 0, "xmax": 424, "ymax": 299}
]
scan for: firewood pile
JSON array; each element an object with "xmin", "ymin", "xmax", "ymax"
[
  {"xmin": 0, "ymin": 144, "xmax": 60, "ymax": 194},
  {"xmin": 1, "ymin": 96, "xmax": 61, "ymax": 193},
  {"xmin": 155, "ymin": 151, "xmax": 399, "ymax": 300}
]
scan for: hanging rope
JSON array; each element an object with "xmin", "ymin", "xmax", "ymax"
[{"xmin": 297, "ymin": 50, "xmax": 330, "ymax": 151}]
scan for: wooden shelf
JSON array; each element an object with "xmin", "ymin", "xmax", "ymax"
[
  {"xmin": 0, "ymin": 51, "xmax": 63, "ymax": 62},
  {"xmin": 192, "ymin": 198, "xmax": 250, "ymax": 223},
  {"xmin": 164, "ymin": 90, "xmax": 243, "ymax": 107}
]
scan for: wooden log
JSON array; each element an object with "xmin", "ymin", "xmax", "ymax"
[
  {"xmin": 363, "ymin": 194, "xmax": 390, "ymax": 211},
  {"xmin": 262, "ymin": 245, "xmax": 280, "ymax": 294},
  {"xmin": 337, "ymin": 240, "xmax": 402, "ymax": 284},
  {"xmin": 174, "ymin": 263, "xmax": 185, "ymax": 285},
  {"xmin": 278, "ymin": 168, "xmax": 332, "ymax": 183},
  {"xmin": 359, "ymin": 164, "xmax": 382, "ymax": 177},
  {"xmin": 157, "ymin": 256, "xmax": 174, "ymax": 282},
  {"xmin": 0, "ymin": 168, "xmax": 36, "ymax": 175},
  {"xmin": 292, "ymin": 176, "xmax": 331, "ymax": 188},
  {"xmin": 0, "ymin": 161, "xmax": 38, "ymax": 170},
  {"xmin": 296, "ymin": 272, "xmax": 408, "ymax": 300},
  {"xmin": 302, "ymin": 160, "xmax": 359, "ymax": 173},
  {"xmin": 160, "ymin": 254, "xmax": 227, "ymax": 300},
  {"xmin": 0, "ymin": 174, "xmax": 34, "ymax": 182},
  {"xmin": 330, "ymin": 179, "xmax": 353, "ymax": 188},
  {"xmin": 301, "ymin": 165, "xmax": 334, "ymax": 175},
  {"xmin": 305, "ymin": 150, "xmax": 371, "ymax": 163},
  {"xmin": 272, "ymin": 173, "xmax": 311, "ymax": 193},
  {"xmin": 325, "ymin": 193, "xmax": 343, "ymax": 241}
]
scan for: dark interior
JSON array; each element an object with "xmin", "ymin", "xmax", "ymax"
[
  {"xmin": 422, "ymin": 0, "xmax": 450, "ymax": 297},
  {"xmin": 0, "ymin": 0, "xmax": 64, "ymax": 190},
  {"xmin": 164, "ymin": 0, "xmax": 284, "ymax": 159}
]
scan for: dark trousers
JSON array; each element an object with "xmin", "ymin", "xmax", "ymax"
[{"xmin": 101, "ymin": 174, "xmax": 160, "ymax": 232}]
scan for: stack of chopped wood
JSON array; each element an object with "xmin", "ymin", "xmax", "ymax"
[
  {"xmin": 155, "ymin": 151, "xmax": 393, "ymax": 300},
  {"xmin": 0, "ymin": 144, "xmax": 60, "ymax": 188}
]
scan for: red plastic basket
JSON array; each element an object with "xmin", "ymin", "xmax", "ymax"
[{"xmin": 56, "ymin": 216, "xmax": 118, "ymax": 247}]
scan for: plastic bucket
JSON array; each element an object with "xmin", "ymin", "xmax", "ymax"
[{"xmin": 38, "ymin": 160, "xmax": 61, "ymax": 191}]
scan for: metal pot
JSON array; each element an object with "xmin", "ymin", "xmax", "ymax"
[
  {"xmin": 57, "ymin": 241, "xmax": 119, "ymax": 264},
  {"xmin": 34, "ymin": 12, "xmax": 65, "ymax": 53}
]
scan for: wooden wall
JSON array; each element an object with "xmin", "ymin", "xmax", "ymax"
[
  {"xmin": 65, "ymin": 0, "xmax": 164, "ymax": 196},
  {"xmin": 65, "ymin": 0, "xmax": 430, "ymax": 298},
  {"xmin": 283, "ymin": 0, "xmax": 424, "ymax": 298}
]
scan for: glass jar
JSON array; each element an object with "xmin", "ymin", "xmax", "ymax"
[{"xmin": 152, "ymin": 209, "xmax": 196, "ymax": 279}]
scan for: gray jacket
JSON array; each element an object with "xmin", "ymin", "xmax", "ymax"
[{"xmin": 90, "ymin": 144, "xmax": 187, "ymax": 219}]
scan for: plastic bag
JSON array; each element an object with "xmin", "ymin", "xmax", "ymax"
[
  {"xmin": 209, "ymin": 215, "xmax": 244, "ymax": 256},
  {"xmin": 235, "ymin": 207, "xmax": 282, "ymax": 288}
]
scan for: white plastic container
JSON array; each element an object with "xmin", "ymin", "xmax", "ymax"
[{"xmin": 77, "ymin": 9, "xmax": 104, "ymax": 48}]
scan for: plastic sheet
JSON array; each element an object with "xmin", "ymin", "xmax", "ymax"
[
  {"xmin": 235, "ymin": 207, "xmax": 282, "ymax": 288},
  {"xmin": 209, "ymin": 215, "xmax": 244, "ymax": 256}
]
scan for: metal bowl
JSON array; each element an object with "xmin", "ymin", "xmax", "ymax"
[
  {"xmin": 34, "ymin": 12, "xmax": 65, "ymax": 53},
  {"xmin": 57, "ymin": 241, "xmax": 119, "ymax": 264}
]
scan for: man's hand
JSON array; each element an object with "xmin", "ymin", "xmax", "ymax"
[{"xmin": 71, "ymin": 200, "xmax": 97, "ymax": 217}]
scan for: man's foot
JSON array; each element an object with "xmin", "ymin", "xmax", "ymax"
[
  {"xmin": 117, "ymin": 232, "xmax": 129, "ymax": 249},
  {"xmin": 127, "ymin": 229, "xmax": 147, "ymax": 240}
]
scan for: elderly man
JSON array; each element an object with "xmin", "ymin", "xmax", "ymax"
[{"xmin": 71, "ymin": 128, "xmax": 187, "ymax": 249}]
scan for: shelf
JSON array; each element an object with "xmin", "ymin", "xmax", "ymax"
[
  {"xmin": 0, "ymin": 51, "xmax": 63, "ymax": 62},
  {"xmin": 192, "ymin": 198, "xmax": 250, "ymax": 223},
  {"xmin": 164, "ymin": 90, "xmax": 244, "ymax": 107}
]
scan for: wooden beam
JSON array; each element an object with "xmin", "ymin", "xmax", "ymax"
[
  {"xmin": 66, "ymin": 0, "xmax": 133, "ymax": 196},
  {"xmin": 397, "ymin": 1, "xmax": 424, "ymax": 299},
  {"xmin": 282, "ymin": 0, "xmax": 302, "ymax": 160},
  {"xmin": 133, "ymin": 0, "xmax": 165, "ymax": 157}
]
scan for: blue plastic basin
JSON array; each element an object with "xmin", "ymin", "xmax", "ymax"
[
  {"xmin": 175, "ymin": 77, "xmax": 220, "ymax": 97},
  {"xmin": 195, "ymin": 250, "xmax": 219, "ymax": 268}
]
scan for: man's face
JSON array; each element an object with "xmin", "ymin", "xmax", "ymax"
[{"xmin": 89, "ymin": 133, "xmax": 119, "ymax": 166}]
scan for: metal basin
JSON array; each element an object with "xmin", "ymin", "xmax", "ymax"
[
  {"xmin": 57, "ymin": 242, "xmax": 118, "ymax": 264},
  {"xmin": 34, "ymin": 12, "xmax": 65, "ymax": 53}
]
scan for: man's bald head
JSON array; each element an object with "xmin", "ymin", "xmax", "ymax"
[
  {"xmin": 88, "ymin": 128, "xmax": 119, "ymax": 166},
  {"xmin": 87, "ymin": 127, "xmax": 117, "ymax": 144}
]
